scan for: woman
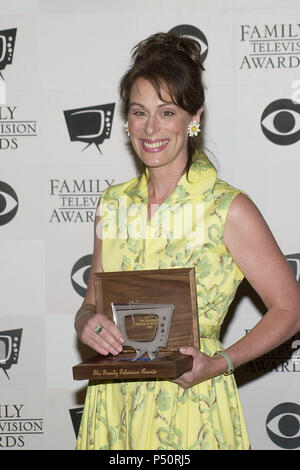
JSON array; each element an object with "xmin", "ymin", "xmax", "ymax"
[{"xmin": 74, "ymin": 32, "xmax": 300, "ymax": 450}]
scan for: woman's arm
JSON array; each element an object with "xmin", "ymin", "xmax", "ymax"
[
  {"xmin": 221, "ymin": 193, "xmax": 300, "ymax": 367},
  {"xmin": 174, "ymin": 193, "xmax": 300, "ymax": 389},
  {"xmin": 74, "ymin": 198, "xmax": 124, "ymax": 356}
]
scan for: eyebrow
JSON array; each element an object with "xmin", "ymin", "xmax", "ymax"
[{"xmin": 129, "ymin": 101, "xmax": 177, "ymax": 109}]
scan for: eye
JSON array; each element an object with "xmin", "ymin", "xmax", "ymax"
[
  {"xmin": 71, "ymin": 254, "xmax": 92, "ymax": 297},
  {"xmin": 261, "ymin": 99, "xmax": 300, "ymax": 145},
  {"xmin": 0, "ymin": 181, "xmax": 18, "ymax": 226},
  {"xmin": 162, "ymin": 110, "xmax": 175, "ymax": 117},
  {"xmin": 266, "ymin": 402, "xmax": 300, "ymax": 449},
  {"xmin": 131, "ymin": 110, "xmax": 146, "ymax": 117}
]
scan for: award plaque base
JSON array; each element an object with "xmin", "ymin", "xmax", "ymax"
[
  {"xmin": 73, "ymin": 351, "xmax": 193, "ymax": 381},
  {"xmin": 73, "ymin": 268, "xmax": 199, "ymax": 381}
]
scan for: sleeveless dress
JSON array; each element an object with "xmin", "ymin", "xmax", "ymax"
[{"xmin": 76, "ymin": 151, "xmax": 250, "ymax": 450}]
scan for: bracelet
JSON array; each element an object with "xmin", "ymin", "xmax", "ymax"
[{"xmin": 214, "ymin": 351, "xmax": 234, "ymax": 376}]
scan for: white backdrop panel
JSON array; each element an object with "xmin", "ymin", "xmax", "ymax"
[{"xmin": 0, "ymin": 0, "xmax": 299, "ymax": 451}]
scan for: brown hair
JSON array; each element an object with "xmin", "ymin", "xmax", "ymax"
[{"xmin": 119, "ymin": 32, "xmax": 205, "ymax": 173}]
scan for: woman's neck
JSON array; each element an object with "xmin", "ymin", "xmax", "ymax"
[
  {"xmin": 146, "ymin": 159, "xmax": 187, "ymax": 220},
  {"xmin": 147, "ymin": 159, "xmax": 187, "ymax": 204}
]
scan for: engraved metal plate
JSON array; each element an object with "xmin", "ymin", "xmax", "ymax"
[{"xmin": 111, "ymin": 302, "xmax": 174, "ymax": 361}]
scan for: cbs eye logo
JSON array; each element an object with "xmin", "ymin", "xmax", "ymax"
[
  {"xmin": 0, "ymin": 182, "xmax": 18, "ymax": 226},
  {"xmin": 168, "ymin": 24, "xmax": 208, "ymax": 63},
  {"xmin": 71, "ymin": 254, "xmax": 92, "ymax": 297},
  {"xmin": 261, "ymin": 99, "xmax": 300, "ymax": 145},
  {"xmin": 266, "ymin": 402, "xmax": 300, "ymax": 449}
]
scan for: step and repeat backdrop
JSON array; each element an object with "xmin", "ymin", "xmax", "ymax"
[{"xmin": 1, "ymin": 0, "xmax": 300, "ymax": 450}]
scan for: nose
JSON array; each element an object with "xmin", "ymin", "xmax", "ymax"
[{"xmin": 144, "ymin": 114, "xmax": 159, "ymax": 136}]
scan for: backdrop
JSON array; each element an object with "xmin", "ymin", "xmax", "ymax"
[{"xmin": 0, "ymin": 0, "xmax": 299, "ymax": 451}]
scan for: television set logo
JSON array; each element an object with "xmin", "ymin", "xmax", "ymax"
[
  {"xmin": 0, "ymin": 181, "xmax": 18, "ymax": 225},
  {"xmin": 71, "ymin": 254, "xmax": 92, "ymax": 297},
  {"xmin": 261, "ymin": 99, "xmax": 300, "ymax": 145},
  {"xmin": 266, "ymin": 402, "xmax": 300, "ymax": 449},
  {"xmin": 168, "ymin": 24, "xmax": 208, "ymax": 63},
  {"xmin": 69, "ymin": 407, "xmax": 83, "ymax": 438},
  {"xmin": 286, "ymin": 253, "xmax": 300, "ymax": 283},
  {"xmin": 0, "ymin": 329, "xmax": 22, "ymax": 379},
  {"xmin": 0, "ymin": 28, "xmax": 17, "ymax": 81},
  {"xmin": 64, "ymin": 103, "xmax": 115, "ymax": 155}
]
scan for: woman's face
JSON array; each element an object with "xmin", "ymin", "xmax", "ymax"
[{"xmin": 128, "ymin": 77, "xmax": 201, "ymax": 171}]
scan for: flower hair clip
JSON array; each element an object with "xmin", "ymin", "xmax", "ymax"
[
  {"xmin": 123, "ymin": 121, "xmax": 130, "ymax": 136},
  {"xmin": 187, "ymin": 120, "xmax": 201, "ymax": 137}
]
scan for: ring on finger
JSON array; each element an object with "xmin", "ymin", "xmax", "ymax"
[{"xmin": 94, "ymin": 325, "xmax": 103, "ymax": 335}]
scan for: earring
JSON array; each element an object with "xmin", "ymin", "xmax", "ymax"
[
  {"xmin": 123, "ymin": 121, "xmax": 130, "ymax": 136},
  {"xmin": 187, "ymin": 120, "xmax": 201, "ymax": 137}
]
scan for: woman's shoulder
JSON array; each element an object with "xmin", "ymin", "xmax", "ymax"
[
  {"xmin": 211, "ymin": 177, "xmax": 251, "ymax": 213},
  {"xmin": 213, "ymin": 177, "xmax": 244, "ymax": 196}
]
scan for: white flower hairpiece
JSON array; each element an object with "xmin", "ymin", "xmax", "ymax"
[
  {"xmin": 187, "ymin": 120, "xmax": 201, "ymax": 137},
  {"xmin": 123, "ymin": 121, "xmax": 130, "ymax": 136}
]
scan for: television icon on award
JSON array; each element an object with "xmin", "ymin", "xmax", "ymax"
[
  {"xmin": 63, "ymin": 103, "xmax": 115, "ymax": 154},
  {"xmin": 111, "ymin": 302, "xmax": 175, "ymax": 361},
  {"xmin": 0, "ymin": 328, "xmax": 22, "ymax": 379}
]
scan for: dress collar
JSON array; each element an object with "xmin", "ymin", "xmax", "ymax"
[{"xmin": 124, "ymin": 150, "xmax": 217, "ymax": 205}]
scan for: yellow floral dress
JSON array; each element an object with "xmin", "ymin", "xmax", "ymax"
[{"xmin": 76, "ymin": 151, "xmax": 250, "ymax": 450}]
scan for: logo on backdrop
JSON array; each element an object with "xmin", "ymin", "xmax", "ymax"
[
  {"xmin": 0, "ymin": 28, "xmax": 17, "ymax": 80},
  {"xmin": 168, "ymin": 25, "xmax": 208, "ymax": 63},
  {"xmin": 0, "ymin": 404, "xmax": 44, "ymax": 448},
  {"xmin": 0, "ymin": 105, "xmax": 38, "ymax": 150},
  {"xmin": 0, "ymin": 329, "xmax": 22, "ymax": 379},
  {"xmin": 261, "ymin": 99, "xmax": 300, "ymax": 145},
  {"xmin": 243, "ymin": 252, "xmax": 300, "ymax": 374},
  {"xmin": 242, "ymin": 331, "xmax": 300, "ymax": 374},
  {"xmin": 48, "ymin": 177, "xmax": 115, "ymax": 223},
  {"xmin": 240, "ymin": 23, "xmax": 300, "ymax": 69},
  {"xmin": 0, "ymin": 29, "xmax": 37, "ymax": 150},
  {"xmin": 71, "ymin": 254, "xmax": 92, "ymax": 297},
  {"xmin": 243, "ymin": 253, "xmax": 300, "ymax": 374},
  {"xmin": 266, "ymin": 402, "xmax": 300, "ymax": 449},
  {"xmin": 69, "ymin": 407, "xmax": 83, "ymax": 438},
  {"xmin": 286, "ymin": 253, "xmax": 300, "ymax": 284},
  {"xmin": 0, "ymin": 181, "xmax": 18, "ymax": 225},
  {"xmin": 64, "ymin": 103, "xmax": 115, "ymax": 155}
]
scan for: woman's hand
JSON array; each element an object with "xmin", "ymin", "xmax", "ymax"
[
  {"xmin": 75, "ymin": 310, "xmax": 125, "ymax": 357},
  {"xmin": 172, "ymin": 347, "xmax": 227, "ymax": 390}
]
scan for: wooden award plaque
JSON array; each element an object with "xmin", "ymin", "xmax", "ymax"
[{"xmin": 73, "ymin": 268, "xmax": 199, "ymax": 381}]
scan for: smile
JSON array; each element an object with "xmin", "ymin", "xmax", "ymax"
[{"xmin": 141, "ymin": 139, "xmax": 169, "ymax": 152}]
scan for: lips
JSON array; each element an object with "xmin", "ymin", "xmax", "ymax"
[{"xmin": 140, "ymin": 139, "xmax": 169, "ymax": 153}]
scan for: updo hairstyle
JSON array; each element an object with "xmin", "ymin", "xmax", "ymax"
[{"xmin": 119, "ymin": 32, "xmax": 205, "ymax": 172}]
